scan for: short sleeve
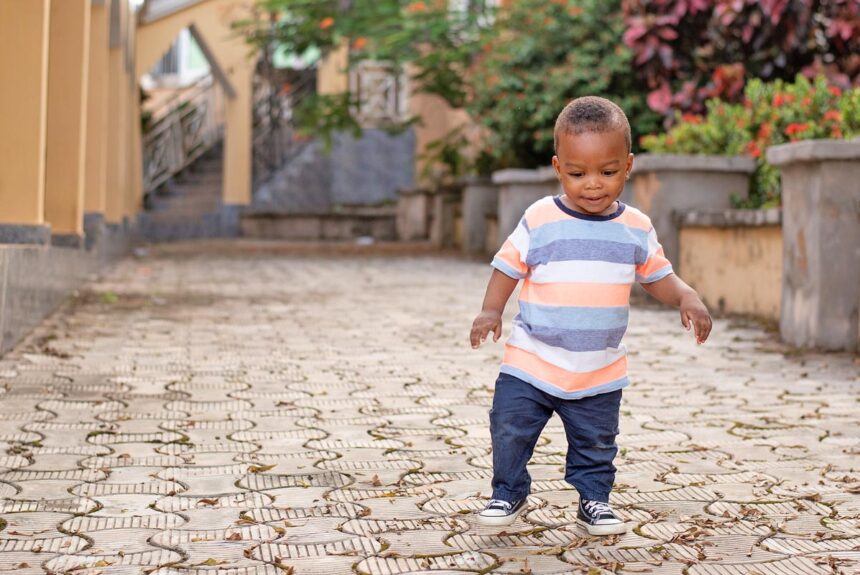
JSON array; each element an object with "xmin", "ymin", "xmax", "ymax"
[
  {"xmin": 635, "ymin": 226, "xmax": 673, "ymax": 283},
  {"xmin": 491, "ymin": 217, "xmax": 530, "ymax": 279}
]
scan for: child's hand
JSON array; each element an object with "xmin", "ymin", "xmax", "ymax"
[
  {"xmin": 680, "ymin": 293, "xmax": 712, "ymax": 344},
  {"xmin": 470, "ymin": 310, "xmax": 503, "ymax": 349}
]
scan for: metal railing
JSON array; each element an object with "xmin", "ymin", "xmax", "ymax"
[
  {"xmin": 252, "ymin": 68, "xmax": 317, "ymax": 188},
  {"xmin": 142, "ymin": 75, "xmax": 224, "ymax": 195}
]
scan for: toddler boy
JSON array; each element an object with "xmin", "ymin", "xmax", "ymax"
[{"xmin": 469, "ymin": 96, "xmax": 712, "ymax": 535}]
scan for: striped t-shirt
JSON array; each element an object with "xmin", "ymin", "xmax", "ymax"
[{"xmin": 492, "ymin": 196, "xmax": 673, "ymax": 400}]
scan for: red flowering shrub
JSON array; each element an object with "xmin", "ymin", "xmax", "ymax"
[{"xmin": 641, "ymin": 75, "xmax": 860, "ymax": 207}]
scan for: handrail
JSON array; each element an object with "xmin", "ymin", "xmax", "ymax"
[{"xmin": 142, "ymin": 74, "xmax": 224, "ymax": 195}]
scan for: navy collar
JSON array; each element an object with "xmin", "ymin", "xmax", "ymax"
[{"xmin": 553, "ymin": 196, "xmax": 626, "ymax": 221}]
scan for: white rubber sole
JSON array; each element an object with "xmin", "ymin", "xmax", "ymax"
[
  {"xmin": 476, "ymin": 504, "xmax": 527, "ymax": 526},
  {"xmin": 577, "ymin": 518, "xmax": 628, "ymax": 536}
]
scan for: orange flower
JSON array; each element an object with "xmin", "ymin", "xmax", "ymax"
[
  {"xmin": 352, "ymin": 37, "xmax": 367, "ymax": 50},
  {"xmin": 681, "ymin": 113, "xmax": 703, "ymax": 124},
  {"xmin": 757, "ymin": 123, "xmax": 772, "ymax": 140},
  {"xmin": 745, "ymin": 141, "xmax": 762, "ymax": 158},
  {"xmin": 319, "ymin": 16, "xmax": 335, "ymax": 29},
  {"xmin": 823, "ymin": 110, "xmax": 841, "ymax": 122},
  {"xmin": 828, "ymin": 85, "xmax": 842, "ymax": 97},
  {"xmin": 406, "ymin": 1, "xmax": 427, "ymax": 13},
  {"xmin": 772, "ymin": 93, "xmax": 785, "ymax": 107},
  {"xmin": 801, "ymin": 96, "xmax": 812, "ymax": 106},
  {"xmin": 785, "ymin": 122, "xmax": 809, "ymax": 136},
  {"xmin": 831, "ymin": 126, "xmax": 843, "ymax": 138}
]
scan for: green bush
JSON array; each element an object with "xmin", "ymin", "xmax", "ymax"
[
  {"xmin": 467, "ymin": 0, "xmax": 660, "ymax": 169},
  {"xmin": 642, "ymin": 75, "xmax": 860, "ymax": 207}
]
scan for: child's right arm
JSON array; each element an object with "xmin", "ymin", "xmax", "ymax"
[{"xmin": 470, "ymin": 269, "xmax": 519, "ymax": 349}]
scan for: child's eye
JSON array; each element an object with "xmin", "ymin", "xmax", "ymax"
[
  {"xmin": 568, "ymin": 173, "xmax": 584, "ymax": 178},
  {"xmin": 603, "ymin": 171, "xmax": 618, "ymax": 176}
]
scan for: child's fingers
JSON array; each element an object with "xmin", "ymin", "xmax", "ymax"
[
  {"xmin": 680, "ymin": 311, "xmax": 690, "ymax": 330},
  {"xmin": 492, "ymin": 322, "xmax": 502, "ymax": 342},
  {"xmin": 470, "ymin": 324, "xmax": 489, "ymax": 348},
  {"xmin": 696, "ymin": 316, "xmax": 713, "ymax": 343}
]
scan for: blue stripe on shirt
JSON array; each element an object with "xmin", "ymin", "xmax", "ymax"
[
  {"xmin": 526, "ymin": 238, "xmax": 644, "ymax": 268},
  {"xmin": 517, "ymin": 302, "xmax": 629, "ymax": 330}
]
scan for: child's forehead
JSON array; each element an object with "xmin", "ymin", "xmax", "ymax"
[{"xmin": 556, "ymin": 128, "xmax": 629, "ymax": 157}]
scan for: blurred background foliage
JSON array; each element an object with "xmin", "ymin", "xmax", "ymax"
[{"xmin": 238, "ymin": 0, "xmax": 859, "ymax": 204}]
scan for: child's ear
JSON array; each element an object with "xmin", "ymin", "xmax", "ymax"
[
  {"xmin": 552, "ymin": 155, "xmax": 561, "ymax": 175},
  {"xmin": 626, "ymin": 153, "xmax": 634, "ymax": 178}
]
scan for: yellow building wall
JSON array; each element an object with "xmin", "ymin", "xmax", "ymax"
[
  {"xmin": 85, "ymin": 4, "xmax": 109, "ymax": 215},
  {"xmin": 317, "ymin": 43, "xmax": 349, "ymax": 95},
  {"xmin": 409, "ymin": 90, "xmax": 471, "ymax": 184},
  {"xmin": 44, "ymin": 0, "xmax": 91, "ymax": 236},
  {"xmin": 0, "ymin": 0, "xmax": 51, "ymax": 225},
  {"xmin": 679, "ymin": 226, "xmax": 783, "ymax": 321}
]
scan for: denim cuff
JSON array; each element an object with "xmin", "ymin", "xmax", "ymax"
[
  {"xmin": 576, "ymin": 490, "xmax": 611, "ymax": 503},
  {"xmin": 491, "ymin": 488, "xmax": 529, "ymax": 503}
]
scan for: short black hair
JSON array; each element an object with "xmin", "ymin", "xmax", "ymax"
[{"xmin": 554, "ymin": 96, "xmax": 631, "ymax": 153}]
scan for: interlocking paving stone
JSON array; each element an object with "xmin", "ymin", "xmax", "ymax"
[
  {"xmin": 44, "ymin": 549, "xmax": 184, "ymax": 571},
  {"xmin": 0, "ymin": 244, "xmax": 857, "ymax": 572},
  {"xmin": 252, "ymin": 536, "xmax": 383, "ymax": 559},
  {"xmin": 63, "ymin": 514, "xmax": 187, "ymax": 531},
  {"xmin": 356, "ymin": 551, "xmax": 495, "ymax": 574},
  {"xmin": 686, "ymin": 556, "xmax": 831, "ymax": 574}
]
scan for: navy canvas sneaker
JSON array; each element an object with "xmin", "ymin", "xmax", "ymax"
[
  {"xmin": 577, "ymin": 498, "xmax": 627, "ymax": 535},
  {"xmin": 477, "ymin": 498, "xmax": 527, "ymax": 526}
]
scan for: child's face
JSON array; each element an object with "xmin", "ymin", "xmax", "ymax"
[{"xmin": 551, "ymin": 129, "xmax": 633, "ymax": 216}]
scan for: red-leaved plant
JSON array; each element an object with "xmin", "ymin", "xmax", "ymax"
[{"xmin": 623, "ymin": 0, "xmax": 859, "ymax": 122}]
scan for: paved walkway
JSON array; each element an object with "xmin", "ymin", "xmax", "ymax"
[{"xmin": 0, "ymin": 241, "xmax": 858, "ymax": 575}]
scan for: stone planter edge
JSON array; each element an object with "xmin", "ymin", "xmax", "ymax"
[
  {"xmin": 675, "ymin": 207, "xmax": 782, "ymax": 228},
  {"xmin": 766, "ymin": 138, "xmax": 860, "ymax": 166},
  {"xmin": 491, "ymin": 166, "xmax": 557, "ymax": 184},
  {"xmin": 634, "ymin": 154, "xmax": 756, "ymax": 174}
]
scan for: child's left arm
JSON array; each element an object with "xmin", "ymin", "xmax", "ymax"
[{"xmin": 641, "ymin": 274, "xmax": 713, "ymax": 344}]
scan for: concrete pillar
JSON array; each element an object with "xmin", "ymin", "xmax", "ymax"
[
  {"xmin": 630, "ymin": 155, "xmax": 756, "ymax": 265},
  {"xmin": 125, "ymin": 9, "xmax": 143, "ymax": 219},
  {"xmin": 461, "ymin": 176, "xmax": 498, "ymax": 254},
  {"xmin": 767, "ymin": 140, "xmax": 860, "ymax": 352},
  {"xmin": 85, "ymin": 3, "xmax": 109, "ymax": 217},
  {"xmin": 105, "ymin": 0, "xmax": 128, "ymax": 224},
  {"xmin": 223, "ymin": 64, "xmax": 253, "ymax": 206},
  {"xmin": 0, "ymin": 0, "xmax": 51, "ymax": 232},
  {"xmin": 44, "ymin": 0, "xmax": 91, "ymax": 245}
]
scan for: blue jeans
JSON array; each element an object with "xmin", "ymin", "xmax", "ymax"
[{"xmin": 489, "ymin": 372, "xmax": 622, "ymax": 503}]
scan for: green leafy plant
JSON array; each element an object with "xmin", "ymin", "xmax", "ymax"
[
  {"xmin": 236, "ymin": 1, "xmax": 492, "ymax": 124},
  {"xmin": 642, "ymin": 75, "xmax": 860, "ymax": 207},
  {"xmin": 466, "ymin": 0, "xmax": 661, "ymax": 169}
]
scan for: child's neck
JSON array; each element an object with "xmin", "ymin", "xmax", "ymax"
[{"xmin": 559, "ymin": 195, "xmax": 619, "ymax": 217}]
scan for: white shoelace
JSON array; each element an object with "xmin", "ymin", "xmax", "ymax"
[
  {"xmin": 488, "ymin": 499, "xmax": 512, "ymax": 510},
  {"xmin": 584, "ymin": 500, "xmax": 613, "ymax": 516}
]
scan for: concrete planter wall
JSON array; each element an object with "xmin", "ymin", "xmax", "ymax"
[
  {"xmin": 429, "ymin": 183, "xmax": 464, "ymax": 248},
  {"xmin": 492, "ymin": 167, "xmax": 561, "ymax": 250},
  {"xmin": 460, "ymin": 176, "xmax": 498, "ymax": 254},
  {"xmin": 395, "ymin": 187, "xmax": 432, "ymax": 241},
  {"xmin": 767, "ymin": 139, "xmax": 860, "ymax": 352},
  {"xmin": 678, "ymin": 208, "xmax": 782, "ymax": 321},
  {"xmin": 631, "ymin": 154, "xmax": 756, "ymax": 265}
]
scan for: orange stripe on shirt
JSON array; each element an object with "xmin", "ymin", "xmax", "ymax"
[
  {"xmin": 503, "ymin": 345, "xmax": 628, "ymax": 392},
  {"xmin": 519, "ymin": 281, "xmax": 631, "ymax": 307},
  {"xmin": 637, "ymin": 249, "xmax": 671, "ymax": 278},
  {"xmin": 495, "ymin": 239, "xmax": 528, "ymax": 276},
  {"xmin": 524, "ymin": 198, "xmax": 569, "ymax": 230},
  {"xmin": 614, "ymin": 208, "xmax": 652, "ymax": 232}
]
